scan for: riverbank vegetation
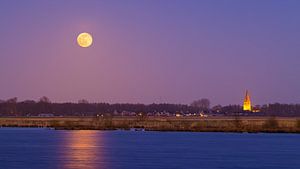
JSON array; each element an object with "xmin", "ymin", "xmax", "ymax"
[{"xmin": 0, "ymin": 117, "xmax": 299, "ymax": 133}]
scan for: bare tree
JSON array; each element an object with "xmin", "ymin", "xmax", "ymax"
[
  {"xmin": 39, "ymin": 96, "xmax": 51, "ymax": 103},
  {"xmin": 6, "ymin": 97, "xmax": 18, "ymax": 114},
  {"xmin": 38, "ymin": 96, "xmax": 51, "ymax": 114},
  {"xmin": 190, "ymin": 98, "xmax": 210, "ymax": 110}
]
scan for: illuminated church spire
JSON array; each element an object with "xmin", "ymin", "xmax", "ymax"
[{"xmin": 243, "ymin": 90, "xmax": 252, "ymax": 111}]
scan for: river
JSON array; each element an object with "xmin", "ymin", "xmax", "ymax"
[{"xmin": 0, "ymin": 128, "xmax": 299, "ymax": 169}]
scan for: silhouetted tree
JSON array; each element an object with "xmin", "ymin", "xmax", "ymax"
[
  {"xmin": 38, "ymin": 96, "xmax": 51, "ymax": 114},
  {"xmin": 6, "ymin": 97, "xmax": 18, "ymax": 115},
  {"xmin": 190, "ymin": 98, "xmax": 210, "ymax": 110},
  {"xmin": 39, "ymin": 96, "xmax": 51, "ymax": 103}
]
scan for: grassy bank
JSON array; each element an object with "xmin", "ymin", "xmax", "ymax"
[{"xmin": 0, "ymin": 116, "xmax": 300, "ymax": 133}]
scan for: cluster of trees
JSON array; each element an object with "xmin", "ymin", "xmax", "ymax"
[
  {"xmin": 1, "ymin": 97, "xmax": 300, "ymax": 117},
  {"xmin": 260, "ymin": 103, "xmax": 300, "ymax": 116},
  {"xmin": 211, "ymin": 104, "xmax": 243, "ymax": 114}
]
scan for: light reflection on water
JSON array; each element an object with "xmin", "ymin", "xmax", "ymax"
[{"xmin": 61, "ymin": 130, "xmax": 106, "ymax": 169}]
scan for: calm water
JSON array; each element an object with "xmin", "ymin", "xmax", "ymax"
[{"xmin": 0, "ymin": 128, "xmax": 299, "ymax": 169}]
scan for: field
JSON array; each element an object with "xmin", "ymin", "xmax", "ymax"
[{"xmin": 0, "ymin": 116, "xmax": 300, "ymax": 133}]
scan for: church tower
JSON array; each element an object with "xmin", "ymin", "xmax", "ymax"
[{"xmin": 243, "ymin": 90, "xmax": 252, "ymax": 111}]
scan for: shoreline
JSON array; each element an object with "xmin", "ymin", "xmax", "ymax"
[{"xmin": 1, "ymin": 116, "xmax": 299, "ymax": 133}]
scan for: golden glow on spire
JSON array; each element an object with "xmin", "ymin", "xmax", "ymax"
[{"xmin": 243, "ymin": 90, "xmax": 252, "ymax": 111}]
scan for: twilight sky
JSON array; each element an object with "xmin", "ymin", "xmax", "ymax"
[{"xmin": 0, "ymin": 0, "xmax": 300, "ymax": 105}]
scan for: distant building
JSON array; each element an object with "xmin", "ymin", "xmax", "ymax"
[
  {"xmin": 243, "ymin": 90, "xmax": 252, "ymax": 111},
  {"xmin": 175, "ymin": 113, "xmax": 182, "ymax": 117},
  {"xmin": 199, "ymin": 112, "xmax": 208, "ymax": 117},
  {"xmin": 252, "ymin": 105, "xmax": 261, "ymax": 113}
]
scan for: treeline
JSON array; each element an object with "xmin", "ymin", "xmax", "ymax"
[
  {"xmin": 0, "ymin": 97, "xmax": 201, "ymax": 116},
  {"xmin": 0, "ymin": 97, "xmax": 300, "ymax": 117}
]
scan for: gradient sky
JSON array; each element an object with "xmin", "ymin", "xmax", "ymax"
[{"xmin": 1, "ymin": 0, "xmax": 300, "ymax": 105}]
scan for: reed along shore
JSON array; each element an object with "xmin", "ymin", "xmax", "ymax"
[{"xmin": 0, "ymin": 116, "xmax": 300, "ymax": 133}]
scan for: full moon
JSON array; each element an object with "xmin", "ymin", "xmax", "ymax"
[{"xmin": 77, "ymin": 32, "xmax": 93, "ymax": 48}]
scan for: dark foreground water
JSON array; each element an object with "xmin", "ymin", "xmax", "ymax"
[{"xmin": 0, "ymin": 128, "xmax": 299, "ymax": 169}]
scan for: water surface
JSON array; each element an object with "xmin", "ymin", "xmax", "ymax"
[{"xmin": 0, "ymin": 128, "xmax": 299, "ymax": 169}]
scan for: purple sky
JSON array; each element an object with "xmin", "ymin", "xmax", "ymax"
[{"xmin": 1, "ymin": 0, "xmax": 300, "ymax": 106}]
